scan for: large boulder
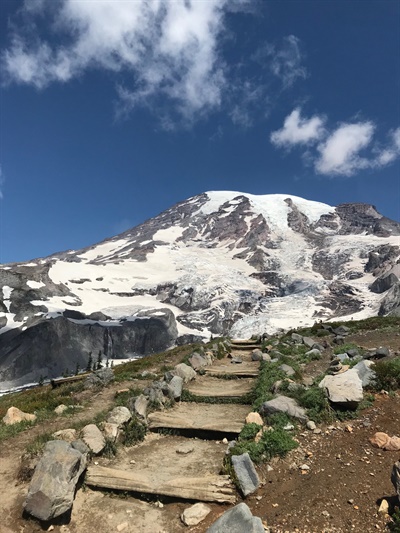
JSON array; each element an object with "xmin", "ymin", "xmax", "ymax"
[
  {"xmin": 369, "ymin": 273, "xmax": 398, "ymax": 294},
  {"xmin": 2, "ymin": 406, "xmax": 36, "ymax": 425},
  {"xmin": 231, "ymin": 453, "xmax": 260, "ymax": 497},
  {"xmin": 188, "ymin": 353, "xmax": 209, "ymax": 371},
  {"xmin": 173, "ymin": 363, "xmax": 196, "ymax": 383},
  {"xmin": 23, "ymin": 440, "xmax": 86, "ymax": 521},
  {"xmin": 260, "ymin": 395, "xmax": 308, "ymax": 422},
  {"xmin": 206, "ymin": 503, "xmax": 264, "ymax": 533},
  {"xmin": 168, "ymin": 375, "xmax": 184, "ymax": 399},
  {"xmin": 319, "ymin": 369, "xmax": 363, "ymax": 409}
]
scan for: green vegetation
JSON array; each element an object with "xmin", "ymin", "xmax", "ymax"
[
  {"xmin": 333, "ymin": 343, "xmax": 360, "ymax": 355},
  {"xmin": 0, "ymin": 419, "xmax": 36, "ymax": 443},
  {"xmin": 389, "ymin": 507, "xmax": 400, "ymax": 532},
  {"xmin": 122, "ymin": 417, "xmax": 147, "ymax": 446},
  {"xmin": 250, "ymin": 361, "xmax": 286, "ymax": 410},
  {"xmin": 370, "ymin": 358, "xmax": 400, "ymax": 391},
  {"xmin": 229, "ymin": 420, "xmax": 298, "ymax": 464}
]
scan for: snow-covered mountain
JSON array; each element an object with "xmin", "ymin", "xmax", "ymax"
[{"xmin": 1, "ymin": 191, "xmax": 399, "ymax": 387}]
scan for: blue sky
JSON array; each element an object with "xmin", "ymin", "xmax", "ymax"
[{"xmin": 0, "ymin": 0, "xmax": 399, "ymax": 263}]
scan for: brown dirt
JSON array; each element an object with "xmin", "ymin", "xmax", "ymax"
[{"xmin": 1, "ymin": 328, "xmax": 400, "ymax": 533}]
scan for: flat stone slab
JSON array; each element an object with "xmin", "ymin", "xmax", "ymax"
[
  {"xmin": 148, "ymin": 403, "xmax": 251, "ymax": 434},
  {"xmin": 186, "ymin": 376, "xmax": 254, "ymax": 398},
  {"xmin": 204, "ymin": 360, "xmax": 260, "ymax": 377}
]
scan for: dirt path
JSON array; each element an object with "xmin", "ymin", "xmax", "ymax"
[{"xmin": 2, "ymin": 331, "xmax": 399, "ymax": 533}]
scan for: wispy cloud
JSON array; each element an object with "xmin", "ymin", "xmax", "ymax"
[
  {"xmin": 2, "ymin": 0, "xmax": 251, "ymax": 124},
  {"xmin": 270, "ymin": 108, "xmax": 326, "ymax": 147},
  {"xmin": 258, "ymin": 35, "xmax": 307, "ymax": 89},
  {"xmin": 2, "ymin": 1, "xmax": 307, "ymax": 128},
  {"xmin": 271, "ymin": 108, "xmax": 400, "ymax": 177}
]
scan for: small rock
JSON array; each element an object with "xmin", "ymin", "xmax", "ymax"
[
  {"xmin": 283, "ymin": 424, "xmax": 294, "ymax": 431},
  {"xmin": 206, "ymin": 502, "xmax": 264, "ymax": 533},
  {"xmin": 299, "ymin": 464, "xmax": 310, "ymax": 470},
  {"xmin": 279, "ymin": 364, "xmax": 295, "ymax": 377},
  {"xmin": 232, "ymin": 453, "xmax": 260, "ymax": 497},
  {"xmin": 306, "ymin": 421, "xmax": 317, "ymax": 431},
  {"xmin": 107, "ymin": 406, "xmax": 131, "ymax": 427},
  {"xmin": 176, "ymin": 444, "xmax": 194, "ymax": 455},
  {"xmin": 54, "ymin": 404, "xmax": 69, "ymax": 415},
  {"xmin": 52, "ymin": 429, "xmax": 77, "ymax": 443},
  {"xmin": 181, "ymin": 503, "xmax": 211, "ymax": 526},
  {"xmin": 81, "ymin": 424, "xmax": 106, "ymax": 454},
  {"xmin": 117, "ymin": 522, "xmax": 128, "ymax": 532},
  {"xmin": 245, "ymin": 412, "xmax": 263, "ymax": 426},
  {"xmin": 378, "ymin": 499, "xmax": 389, "ymax": 515}
]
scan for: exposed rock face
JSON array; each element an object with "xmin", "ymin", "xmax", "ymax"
[
  {"xmin": 0, "ymin": 191, "xmax": 399, "ymax": 387},
  {"xmin": 0, "ymin": 309, "xmax": 177, "ymax": 387}
]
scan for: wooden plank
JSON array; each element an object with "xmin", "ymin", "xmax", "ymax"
[
  {"xmin": 50, "ymin": 374, "xmax": 89, "ymax": 388},
  {"xmin": 148, "ymin": 403, "xmax": 250, "ymax": 433},
  {"xmin": 86, "ymin": 466, "xmax": 236, "ymax": 503},
  {"xmin": 186, "ymin": 376, "xmax": 254, "ymax": 398},
  {"xmin": 204, "ymin": 361, "xmax": 259, "ymax": 377}
]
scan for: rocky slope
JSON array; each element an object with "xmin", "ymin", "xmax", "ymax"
[{"xmin": 0, "ymin": 191, "xmax": 399, "ymax": 388}]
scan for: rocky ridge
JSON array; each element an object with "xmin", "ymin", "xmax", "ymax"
[{"xmin": 0, "ymin": 191, "xmax": 399, "ymax": 388}]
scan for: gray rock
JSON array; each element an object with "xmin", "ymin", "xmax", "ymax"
[
  {"xmin": 376, "ymin": 346, "xmax": 390, "ymax": 357},
  {"xmin": 346, "ymin": 348, "xmax": 360, "ymax": 358},
  {"xmin": 24, "ymin": 440, "xmax": 86, "ymax": 521},
  {"xmin": 107, "ymin": 406, "xmax": 131, "ymax": 427},
  {"xmin": 231, "ymin": 356, "xmax": 243, "ymax": 364},
  {"xmin": 302, "ymin": 337, "xmax": 315, "ymax": 348},
  {"xmin": 333, "ymin": 325, "xmax": 350, "ymax": 336},
  {"xmin": 260, "ymin": 395, "xmax": 308, "ymax": 422},
  {"xmin": 305, "ymin": 348, "xmax": 321, "ymax": 359},
  {"xmin": 168, "ymin": 375, "xmax": 183, "ymax": 399},
  {"xmin": 188, "ymin": 353, "xmax": 209, "ymax": 371},
  {"xmin": 251, "ymin": 349, "xmax": 263, "ymax": 361},
  {"xmin": 81, "ymin": 424, "xmax": 106, "ymax": 454},
  {"xmin": 333, "ymin": 335, "xmax": 346, "ymax": 345},
  {"xmin": 279, "ymin": 364, "xmax": 295, "ymax": 377},
  {"xmin": 84, "ymin": 367, "xmax": 114, "ymax": 390},
  {"xmin": 231, "ymin": 452, "xmax": 260, "ymax": 497},
  {"xmin": 181, "ymin": 503, "xmax": 211, "ymax": 526},
  {"xmin": 291, "ymin": 333, "xmax": 303, "ymax": 343},
  {"xmin": 261, "ymin": 353, "xmax": 271, "ymax": 362},
  {"xmin": 391, "ymin": 461, "xmax": 400, "ymax": 502},
  {"xmin": 370, "ymin": 273, "xmax": 398, "ymax": 294},
  {"xmin": 133, "ymin": 394, "xmax": 148, "ymax": 418},
  {"xmin": 173, "ymin": 363, "xmax": 196, "ymax": 383},
  {"xmin": 319, "ymin": 370, "xmax": 363, "ymax": 409},
  {"xmin": 306, "ymin": 421, "xmax": 317, "ymax": 430},
  {"xmin": 312, "ymin": 343, "xmax": 325, "ymax": 352},
  {"xmin": 335, "ymin": 353, "xmax": 349, "ymax": 363},
  {"xmin": 206, "ymin": 502, "xmax": 264, "ymax": 533},
  {"xmin": 71, "ymin": 439, "xmax": 90, "ymax": 455},
  {"xmin": 353, "ymin": 360, "xmax": 375, "ymax": 387}
]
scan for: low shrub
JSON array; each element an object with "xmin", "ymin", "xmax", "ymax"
[
  {"xmin": 370, "ymin": 358, "xmax": 400, "ymax": 391},
  {"xmin": 122, "ymin": 417, "xmax": 147, "ymax": 446}
]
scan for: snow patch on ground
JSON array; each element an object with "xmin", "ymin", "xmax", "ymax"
[{"xmin": 27, "ymin": 280, "xmax": 45, "ymax": 289}]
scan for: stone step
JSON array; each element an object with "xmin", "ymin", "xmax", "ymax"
[
  {"xmin": 186, "ymin": 375, "xmax": 254, "ymax": 398},
  {"xmin": 148, "ymin": 402, "xmax": 251, "ymax": 434}
]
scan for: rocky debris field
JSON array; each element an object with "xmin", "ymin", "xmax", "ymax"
[{"xmin": 0, "ymin": 317, "xmax": 400, "ymax": 532}]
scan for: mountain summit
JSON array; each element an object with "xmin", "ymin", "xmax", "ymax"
[{"xmin": 1, "ymin": 191, "xmax": 399, "ymax": 388}]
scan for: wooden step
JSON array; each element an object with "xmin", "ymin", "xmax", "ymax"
[
  {"xmin": 186, "ymin": 376, "xmax": 254, "ymax": 398},
  {"xmin": 86, "ymin": 466, "xmax": 236, "ymax": 503},
  {"xmin": 204, "ymin": 360, "xmax": 260, "ymax": 378},
  {"xmin": 148, "ymin": 403, "xmax": 250, "ymax": 434}
]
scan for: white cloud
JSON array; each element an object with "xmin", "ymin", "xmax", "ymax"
[
  {"xmin": 315, "ymin": 122, "xmax": 375, "ymax": 176},
  {"xmin": 270, "ymin": 108, "xmax": 326, "ymax": 147},
  {"xmin": 2, "ymin": 0, "xmax": 252, "ymax": 123},
  {"xmin": 265, "ymin": 35, "xmax": 307, "ymax": 89},
  {"xmin": 271, "ymin": 109, "xmax": 400, "ymax": 177}
]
